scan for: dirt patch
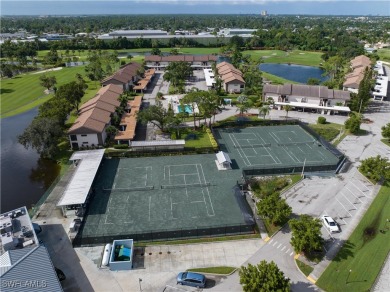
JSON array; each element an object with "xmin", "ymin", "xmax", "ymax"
[{"xmin": 363, "ymin": 227, "xmax": 377, "ymax": 243}]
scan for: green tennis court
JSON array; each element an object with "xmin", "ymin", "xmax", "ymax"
[
  {"xmin": 214, "ymin": 125, "xmax": 340, "ymax": 169},
  {"xmin": 76, "ymin": 154, "xmax": 254, "ymax": 245}
]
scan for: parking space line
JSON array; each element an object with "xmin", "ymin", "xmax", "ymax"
[
  {"xmin": 268, "ymin": 239, "xmax": 273, "ymax": 244},
  {"xmin": 281, "ymin": 246, "xmax": 286, "ymax": 251},
  {"xmin": 341, "ymin": 192, "xmax": 357, "ymax": 210},
  {"xmin": 345, "ymin": 186, "xmax": 364, "ymax": 203},
  {"xmin": 277, "ymin": 243, "xmax": 282, "ymax": 249},
  {"xmin": 290, "ymin": 252, "xmax": 294, "ymax": 256},
  {"xmin": 336, "ymin": 198, "xmax": 352, "ymax": 217},
  {"xmin": 338, "ymin": 217, "xmax": 348, "ymax": 225},
  {"xmin": 285, "ymin": 248, "xmax": 290, "ymax": 254},
  {"xmin": 273, "ymin": 241, "xmax": 278, "ymax": 246}
]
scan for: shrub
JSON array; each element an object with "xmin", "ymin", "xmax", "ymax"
[
  {"xmin": 317, "ymin": 116, "xmax": 327, "ymax": 124},
  {"xmin": 113, "ymin": 144, "xmax": 129, "ymax": 149}
]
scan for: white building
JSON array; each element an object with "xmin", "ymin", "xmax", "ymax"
[
  {"xmin": 144, "ymin": 55, "xmax": 217, "ymax": 70},
  {"xmin": 263, "ymin": 84, "xmax": 351, "ymax": 115},
  {"xmin": 68, "ymin": 84, "xmax": 123, "ymax": 149},
  {"xmin": 216, "ymin": 62, "xmax": 245, "ymax": 93}
]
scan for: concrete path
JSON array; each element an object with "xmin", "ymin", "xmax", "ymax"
[{"xmin": 76, "ymin": 239, "xmax": 263, "ymax": 292}]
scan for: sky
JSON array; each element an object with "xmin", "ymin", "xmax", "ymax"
[{"xmin": 1, "ymin": 1, "xmax": 389, "ymax": 16}]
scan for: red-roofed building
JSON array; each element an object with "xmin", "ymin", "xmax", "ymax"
[
  {"xmin": 101, "ymin": 62, "xmax": 142, "ymax": 91},
  {"xmin": 68, "ymin": 84, "xmax": 123, "ymax": 149},
  {"xmin": 216, "ymin": 62, "xmax": 245, "ymax": 93},
  {"xmin": 144, "ymin": 55, "xmax": 217, "ymax": 70}
]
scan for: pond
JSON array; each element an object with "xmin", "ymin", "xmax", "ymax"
[
  {"xmin": 259, "ymin": 63, "xmax": 328, "ymax": 84},
  {"xmin": 1, "ymin": 108, "xmax": 60, "ymax": 213}
]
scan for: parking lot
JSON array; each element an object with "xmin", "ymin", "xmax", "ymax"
[{"xmin": 284, "ymin": 169, "xmax": 374, "ymax": 250}]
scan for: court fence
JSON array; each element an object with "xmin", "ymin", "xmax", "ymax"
[
  {"xmin": 72, "ymin": 223, "xmax": 255, "ymax": 247},
  {"xmin": 242, "ymin": 162, "xmax": 339, "ymax": 179},
  {"xmin": 297, "ymin": 122, "xmax": 345, "ymax": 160},
  {"xmin": 105, "ymin": 146, "xmax": 217, "ymax": 158},
  {"xmin": 212, "ymin": 118, "xmax": 300, "ymax": 130}
]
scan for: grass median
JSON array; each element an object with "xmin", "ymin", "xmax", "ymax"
[
  {"xmin": 316, "ymin": 181, "xmax": 390, "ymax": 292},
  {"xmin": 187, "ymin": 266, "xmax": 236, "ymax": 275}
]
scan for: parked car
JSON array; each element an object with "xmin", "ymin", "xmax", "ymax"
[
  {"xmin": 322, "ymin": 215, "xmax": 340, "ymax": 233},
  {"xmin": 55, "ymin": 268, "xmax": 66, "ymax": 281},
  {"xmin": 177, "ymin": 272, "xmax": 206, "ymax": 288},
  {"xmin": 32, "ymin": 223, "xmax": 42, "ymax": 235}
]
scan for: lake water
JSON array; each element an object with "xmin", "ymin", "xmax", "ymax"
[
  {"xmin": 1, "ymin": 108, "xmax": 60, "ymax": 213},
  {"xmin": 259, "ymin": 63, "xmax": 328, "ymax": 84}
]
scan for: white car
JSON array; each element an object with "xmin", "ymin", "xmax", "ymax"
[{"xmin": 322, "ymin": 215, "xmax": 340, "ymax": 233}]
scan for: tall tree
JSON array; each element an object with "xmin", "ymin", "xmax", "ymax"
[
  {"xmin": 39, "ymin": 74, "xmax": 57, "ymax": 91},
  {"xmin": 181, "ymin": 90, "xmax": 202, "ymax": 129},
  {"xmin": 289, "ymin": 215, "xmax": 324, "ymax": 255},
  {"xmin": 382, "ymin": 123, "xmax": 390, "ymax": 142},
  {"xmin": 259, "ymin": 105, "xmax": 270, "ymax": 119},
  {"xmin": 136, "ymin": 102, "xmax": 175, "ymax": 132},
  {"xmin": 18, "ymin": 117, "xmax": 64, "ymax": 159},
  {"xmin": 163, "ymin": 61, "xmax": 192, "ymax": 88},
  {"xmin": 239, "ymin": 261, "xmax": 290, "ymax": 292},
  {"xmin": 85, "ymin": 58, "xmax": 104, "ymax": 88},
  {"xmin": 359, "ymin": 155, "xmax": 390, "ymax": 183},
  {"xmin": 284, "ymin": 105, "xmax": 292, "ymax": 118},
  {"xmin": 55, "ymin": 81, "xmax": 86, "ymax": 112},
  {"xmin": 256, "ymin": 192, "xmax": 292, "ymax": 225}
]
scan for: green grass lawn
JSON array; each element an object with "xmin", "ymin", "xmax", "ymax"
[
  {"xmin": 381, "ymin": 139, "xmax": 390, "ymax": 147},
  {"xmin": 174, "ymin": 128, "xmax": 213, "ymax": 148},
  {"xmin": 308, "ymin": 122, "xmax": 344, "ymax": 142},
  {"xmin": 262, "ymin": 72, "xmax": 299, "ymax": 85},
  {"xmin": 316, "ymin": 181, "xmax": 390, "ymax": 292},
  {"xmin": 244, "ymin": 49, "xmax": 323, "ymax": 67},
  {"xmin": 134, "ymin": 233, "xmax": 259, "ymax": 247},
  {"xmin": 296, "ymin": 259, "xmax": 314, "ymax": 277},
  {"xmin": 187, "ymin": 266, "xmax": 236, "ymax": 275},
  {"xmin": 1, "ymin": 66, "xmax": 100, "ymax": 118},
  {"xmin": 377, "ymin": 48, "xmax": 390, "ymax": 62}
]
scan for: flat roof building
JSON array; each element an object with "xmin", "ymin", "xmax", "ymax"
[{"xmin": 0, "ymin": 206, "xmax": 63, "ymax": 291}]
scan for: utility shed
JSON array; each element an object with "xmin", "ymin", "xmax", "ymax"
[
  {"xmin": 215, "ymin": 151, "xmax": 232, "ymax": 170},
  {"xmin": 109, "ymin": 239, "xmax": 133, "ymax": 271}
]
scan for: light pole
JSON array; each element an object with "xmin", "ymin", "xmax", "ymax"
[
  {"xmin": 346, "ymin": 269, "xmax": 352, "ymax": 284},
  {"xmin": 139, "ymin": 278, "xmax": 142, "ymax": 292}
]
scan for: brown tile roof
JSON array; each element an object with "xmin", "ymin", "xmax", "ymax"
[
  {"xmin": 69, "ymin": 82, "xmax": 124, "ymax": 135},
  {"xmin": 68, "ymin": 107, "xmax": 111, "ymax": 134},
  {"xmin": 217, "ymin": 62, "xmax": 245, "ymax": 84},
  {"xmin": 343, "ymin": 74, "xmax": 364, "ymax": 88},
  {"xmin": 145, "ymin": 55, "xmax": 162, "ymax": 62},
  {"xmin": 221, "ymin": 72, "xmax": 245, "ymax": 84},
  {"xmin": 263, "ymin": 84, "xmax": 350, "ymax": 100},
  {"xmin": 79, "ymin": 100, "xmax": 116, "ymax": 115},
  {"xmin": 115, "ymin": 96, "xmax": 142, "ymax": 141},
  {"xmin": 101, "ymin": 62, "xmax": 141, "ymax": 84}
]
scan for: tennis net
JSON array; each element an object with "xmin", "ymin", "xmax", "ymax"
[
  {"xmin": 234, "ymin": 143, "xmax": 271, "ymax": 149},
  {"xmin": 277, "ymin": 141, "xmax": 316, "ymax": 146},
  {"xmin": 103, "ymin": 186, "xmax": 154, "ymax": 192},
  {"xmin": 161, "ymin": 182, "xmax": 211, "ymax": 189}
]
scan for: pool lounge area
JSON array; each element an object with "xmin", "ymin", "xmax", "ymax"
[{"xmin": 163, "ymin": 94, "xmax": 200, "ymax": 115}]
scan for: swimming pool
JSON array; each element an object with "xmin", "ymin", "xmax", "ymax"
[{"xmin": 177, "ymin": 104, "xmax": 193, "ymax": 114}]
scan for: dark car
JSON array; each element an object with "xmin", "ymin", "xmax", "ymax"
[
  {"xmin": 177, "ymin": 272, "xmax": 206, "ymax": 288},
  {"xmin": 55, "ymin": 268, "xmax": 66, "ymax": 281},
  {"xmin": 32, "ymin": 223, "xmax": 42, "ymax": 235}
]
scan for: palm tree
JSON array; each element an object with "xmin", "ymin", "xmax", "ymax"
[
  {"xmin": 259, "ymin": 105, "xmax": 270, "ymax": 119},
  {"xmin": 237, "ymin": 103, "xmax": 249, "ymax": 117},
  {"xmin": 284, "ymin": 105, "xmax": 292, "ymax": 119}
]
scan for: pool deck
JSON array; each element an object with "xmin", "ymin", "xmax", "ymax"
[{"xmin": 161, "ymin": 94, "xmax": 199, "ymax": 114}]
